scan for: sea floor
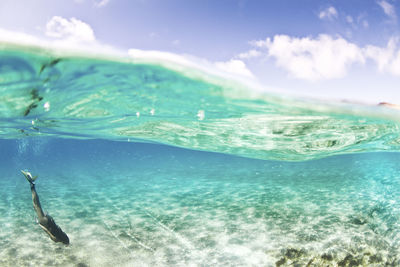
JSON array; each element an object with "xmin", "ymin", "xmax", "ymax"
[{"xmin": 1, "ymin": 139, "xmax": 400, "ymax": 266}]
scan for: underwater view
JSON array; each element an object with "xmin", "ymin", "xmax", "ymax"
[{"xmin": 1, "ymin": 44, "xmax": 400, "ymax": 267}]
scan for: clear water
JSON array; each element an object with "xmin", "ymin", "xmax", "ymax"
[{"xmin": 1, "ymin": 44, "xmax": 400, "ymax": 266}]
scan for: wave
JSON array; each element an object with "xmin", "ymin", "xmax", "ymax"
[{"xmin": 1, "ymin": 43, "xmax": 400, "ymax": 161}]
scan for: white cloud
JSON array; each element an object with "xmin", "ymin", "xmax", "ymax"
[
  {"xmin": 94, "ymin": 0, "xmax": 110, "ymax": 8},
  {"xmin": 214, "ymin": 59, "xmax": 254, "ymax": 78},
  {"xmin": 252, "ymin": 34, "xmax": 364, "ymax": 81},
  {"xmin": 355, "ymin": 14, "xmax": 370, "ymax": 29},
  {"xmin": 346, "ymin": 15, "xmax": 354, "ymax": 24},
  {"xmin": 365, "ymin": 37, "xmax": 400, "ymax": 76},
  {"xmin": 239, "ymin": 33, "xmax": 400, "ymax": 80},
  {"xmin": 319, "ymin": 6, "xmax": 338, "ymax": 20},
  {"xmin": 377, "ymin": 0, "xmax": 397, "ymax": 20},
  {"xmin": 237, "ymin": 49, "xmax": 262, "ymax": 59},
  {"xmin": 45, "ymin": 16, "xmax": 96, "ymax": 42}
]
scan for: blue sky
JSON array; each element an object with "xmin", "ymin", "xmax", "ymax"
[{"xmin": 0, "ymin": 0, "xmax": 400, "ymax": 103}]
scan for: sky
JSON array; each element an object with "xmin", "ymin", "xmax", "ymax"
[{"xmin": 0, "ymin": 0, "xmax": 400, "ymax": 104}]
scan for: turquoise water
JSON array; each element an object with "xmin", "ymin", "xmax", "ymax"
[{"xmin": 1, "ymin": 44, "xmax": 400, "ymax": 266}]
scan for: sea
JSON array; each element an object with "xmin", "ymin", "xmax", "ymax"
[{"xmin": 1, "ymin": 43, "xmax": 400, "ymax": 266}]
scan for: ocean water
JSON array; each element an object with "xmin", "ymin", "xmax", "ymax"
[{"xmin": 1, "ymin": 43, "xmax": 400, "ymax": 266}]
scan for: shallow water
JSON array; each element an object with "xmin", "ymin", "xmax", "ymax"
[
  {"xmin": 1, "ymin": 44, "xmax": 400, "ymax": 266},
  {"xmin": 1, "ymin": 139, "xmax": 400, "ymax": 266}
]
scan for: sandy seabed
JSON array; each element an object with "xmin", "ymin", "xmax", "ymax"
[{"xmin": 1, "ymin": 151, "xmax": 400, "ymax": 266}]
